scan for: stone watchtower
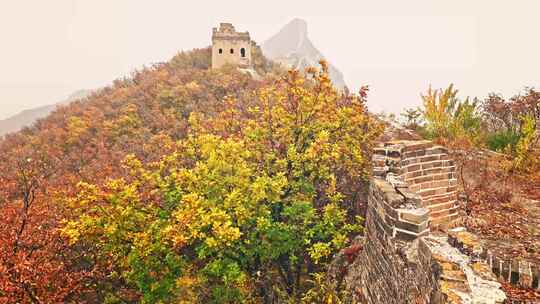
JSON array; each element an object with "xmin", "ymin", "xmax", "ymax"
[{"xmin": 212, "ymin": 23, "xmax": 251, "ymax": 69}]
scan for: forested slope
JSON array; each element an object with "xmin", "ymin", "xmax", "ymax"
[{"xmin": 0, "ymin": 46, "xmax": 382, "ymax": 303}]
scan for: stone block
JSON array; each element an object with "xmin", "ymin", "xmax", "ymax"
[
  {"xmin": 385, "ymin": 191, "xmax": 405, "ymax": 208},
  {"xmin": 394, "ymin": 228, "xmax": 426, "ymax": 242},
  {"xmin": 401, "ymin": 141, "xmax": 433, "ymax": 152},
  {"xmin": 395, "ymin": 218, "xmax": 429, "ymax": 234},
  {"xmin": 398, "ymin": 208, "xmax": 429, "ymax": 224},
  {"xmin": 381, "ymin": 201, "xmax": 399, "ymax": 219},
  {"xmin": 448, "ymin": 228, "xmax": 483, "ymax": 257},
  {"xmin": 373, "ymin": 147, "xmax": 387, "ymax": 156},
  {"xmin": 387, "ymin": 149, "xmax": 401, "ymax": 158}
]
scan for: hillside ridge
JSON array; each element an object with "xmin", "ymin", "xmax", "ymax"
[{"xmin": 0, "ymin": 90, "xmax": 91, "ymax": 137}]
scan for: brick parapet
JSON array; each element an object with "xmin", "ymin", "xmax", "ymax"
[
  {"xmin": 343, "ymin": 178, "xmax": 506, "ymax": 303},
  {"xmin": 369, "ymin": 178, "xmax": 430, "ymax": 243},
  {"xmin": 373, "ymin": 140, "xmax": 460, "ymax": 226},
  {"xmin": 212, "ymin": 23, "xmax": 250, "ymax": 41}
]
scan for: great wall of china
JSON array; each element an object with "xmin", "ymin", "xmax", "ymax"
[{"xmin": 328, "ymin": 139, "xmax": 540, "ymax": 303}]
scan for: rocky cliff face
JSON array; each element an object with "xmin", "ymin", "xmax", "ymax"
[
  {"xmin": 0, "ymin": 89, "xmax": 90, "ymax": 137},
  {"xmin": 262, "ymin": 18, "xmax": 347, "ymax": 90}
]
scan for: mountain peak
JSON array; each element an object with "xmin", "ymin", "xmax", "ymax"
[
  {"xmin": 283, "ymin": 18, "xmax": 308, "ymax": 38},
  {"xmin": 262, "ymin": 19, "xmax": 347, "ymax": 89}
]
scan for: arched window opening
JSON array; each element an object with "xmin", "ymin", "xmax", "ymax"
[
  {"xmin": 230, "ymin": 48, "xmax": 234, "ymax": 54},
  {"xmin": 240, "ymin": 48, "xmax": 246, "ymax": 58},
  {"xmin": 218, "ymin": 48, "xmax": 223, "ymax": 54}
]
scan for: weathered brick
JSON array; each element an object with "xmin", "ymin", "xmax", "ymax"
[
  {"xmin": 428, "ymin": 201, "xmax": 457, "ymax": 212},
  {"xmin": 373, "ymin": 147, "xmax": 387, "ymax": 156},
  {"xmin": 421, "ymin": 161, "xmax": 442, "ymax": 170},
  {"xmin": 395, "ymin": 219, "xmax": 429, "ymax": 234},
  {"xmin": 423, "ymin": 167, "xmax": 443, "ymax": 175},
  {"xmin": 420, "ymin": 155, "xmax": 439, "ymax": 163},
  {"xmin": 404, "ymin": 164, "xmax": 421, "ymax": 172},
  {"xmin": 424, "ymin": 196, "xmax": 453, "ymax": 206},
  {"xmin": 430, "ymin": 207, "xmax": 458, "ymax": 219},
  {"xmin": 398, "ymin": 208, "xmax": 429, "ymax": 224}
]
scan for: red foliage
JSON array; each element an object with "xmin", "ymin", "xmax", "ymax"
[
  {"xmin": 343, "ymin": 244, "xmax": 363, "ymax": 264},
  {"xmin": 0, "ymin": 48, "xmax": 275, "ymax": 302},
  {"xmin": 501, "ymin": 282, "xmax": 540, "ymax": 302}
]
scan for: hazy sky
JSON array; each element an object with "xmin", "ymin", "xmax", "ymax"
[{"xmin": 1, "ymin": 0, "xmax": 539, "ymax": 119}]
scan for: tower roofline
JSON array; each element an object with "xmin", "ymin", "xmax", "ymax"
[{"xmin": 212, "ymin": 23, "xmax": 250, "ymax": 40}]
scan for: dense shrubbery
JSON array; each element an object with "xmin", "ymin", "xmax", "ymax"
[
  {"xmin": 401, "ymin": 84, "xmax": 540, "ymax": 197},
  {"xmin": 61, "ymin": 63, "xmax": 382, "ymax": 303},
  {"xmin": 0, "ymin": 47, "xmax": 267, "ymax": 303},
  {"xmin": 485, "ymin": 130, "xmax": 520, "ymax": 153},
  {"xmin": 0, "ymin": 47, "xmax": 382, "ymax": 303},
  {"xmin": 416, "ymin": 84, "xmax": 484, "ymax": 147},
  {"xmin": 402, "ymin": 84, "xmax": 539, "ymax": 156}
]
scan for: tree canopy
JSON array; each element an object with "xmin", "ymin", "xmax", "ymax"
[{"xmin": 0, "ymin": 48, "xmax": 382, "ymax": 303}]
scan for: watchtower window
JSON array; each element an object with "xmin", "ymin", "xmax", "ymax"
[
  {"xmin": 241, "ymin": 48, "xmax": 246, "ymax": 57},
  {"xmin": 218, "ymin": 48, "xmax": 223, "ymax": 54},
  {"xmin": 230, "ymin": 48, "xmax": 234, "ymax": 54}
]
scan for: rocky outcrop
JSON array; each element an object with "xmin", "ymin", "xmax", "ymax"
[{"xmin": 262, "ymin": 18, "xmax": 347, "ymax": 90}]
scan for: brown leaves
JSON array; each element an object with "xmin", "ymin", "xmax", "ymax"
[
  {"xmin": 0, "ymin": 47, "xmax": 272, "ymax": 302},
  {"xmin": 501, "ymin": 281, "xmax": 540, "ymax": 302}
]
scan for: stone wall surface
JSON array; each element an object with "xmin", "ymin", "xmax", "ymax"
[
  {"xmin": 373, "ymin": 140, "xmax": 459, "ymax": 226},
  {"xmin": 341, "ymin": 139, "xmax": 509, "ymax": 303},
  {"xmin": 449, "ymin": 228, "xmax": 540, "ymax": 292}
]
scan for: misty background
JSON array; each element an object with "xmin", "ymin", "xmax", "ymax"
[{"xmin": 1, "ymin": 0, "xmax": 539, "ymax": 120}]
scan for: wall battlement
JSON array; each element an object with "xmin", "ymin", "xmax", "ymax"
[
  {"xmin": 212, "ymin": 23, "xmax": 250, "ymax": 41},
  {"xmin": 339, "ymin": 139, "xmax": 507, "ymax": 303},
  {"xmin": 373, "ymin": 140, "xmax": 459, "ymax": 226}
]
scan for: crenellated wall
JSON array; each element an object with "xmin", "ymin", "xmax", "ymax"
[
  {"xmin": 338, "ymin": 140, "xmax": 507, "ymax": 304},
  {"xmin": 373, "ymin": 140, "xmax": 459, "ymax": 226},
  {"xmin": 342, "ymin": 176, "xmax": 506, "ymax": 304},
  {"xmin": 448, "ymin": 228, "xmax": 540, "ymax": 292}
]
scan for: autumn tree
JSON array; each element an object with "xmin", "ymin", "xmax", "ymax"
[
  {"xmin": 0, "ymin": 47, "xmax": 277, "ymax": 302},
  {"xmin": 0, "ymin": 135, "xmax": 85, "ymax": 303},
  {"xmin": 400, "ymin": 107, "xmax": 422, "ymax": 130},
  {"xmin": 421, "ymin": 84, "xmax": 484, "ymax": 147},
  {"xmin": 483, "ymin": 88, "xmax": 540, "ymax": 152},
  {"xmin": 61, "ymin": 61, "xmax": 383, "ymax": 303}
]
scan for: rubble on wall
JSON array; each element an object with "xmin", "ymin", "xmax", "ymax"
[
  {"xmin": 449, "ymin": 227, "xmax": 540, "ymax": 295},
  {"xmin": 420, "ymin": 234, "xmax": 506, "ymax": 303}
]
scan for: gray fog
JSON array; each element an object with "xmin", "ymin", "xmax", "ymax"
[{"xmin": 1, "ymin": 0, "xmax": 539, "ymax": 119}]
